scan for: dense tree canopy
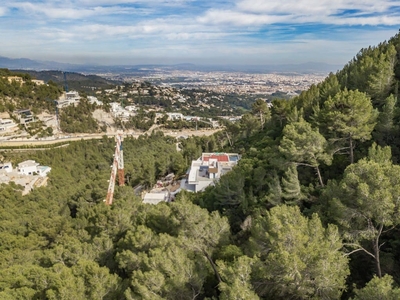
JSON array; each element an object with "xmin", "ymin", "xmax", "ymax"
[
  {"xmin": 3, "ymin": 31, "xmax": 400, "ymax": 299},
  {"xmin": 250, "ymin": 205, "xmax": 349, "ymax": 299}
]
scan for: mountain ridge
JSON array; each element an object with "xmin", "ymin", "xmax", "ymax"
[{"xmin": 0, "ymin": 55, "xmax": 342, "ymax": 74}]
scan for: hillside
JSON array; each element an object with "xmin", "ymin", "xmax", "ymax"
[
  {"xmin": 0, "ymin": 68, "xmax": 258, "ymax": 138},
  {"xmin": 1, "ymin": 32, "xmax": 400, "ymax": 299},
  {"xmin": 11, "ymin": 70, "xmax": 120, "ymax": 93}
]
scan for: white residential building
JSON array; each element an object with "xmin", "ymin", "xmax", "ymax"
[
  {"xmin": 15, "ymin": 109, "xmax": 35, "ymax": 124},
  {"xmin": 167, "ymin": 113, "xmax": 184, "ymax": 121},
  {"xmin": 32, "ymin": 79, "xmax": 45, "ymax": 85},
  {"xmin": 0, "ymin": 118, "xmax": 17, "ymax": 131},
  {"xmin": 187, "ymin": 153, "xmax": 240, "ymax": 192},
  {"xmin": 17, "ymin": 160, "xmax": 40, "ymax": 175},
  {"xmin": 6, "ymin": 76, "xmax": 24, "ymax": 84},
  {"xmin": 87, "ymin": 96, "xmax": 103, "ymax": 106},
  {"xmin": 0, "ymin": 161, "xmax": 51, "ymax": 195},
  {"xmin": 56, "ymin": 91, "xmax": 81, "ymax": 108},
  {"xmin": 66, "ymin": 91, "xmax": 80, "ymax": 101},
  {"xmin": 110, "ymin": 102, "xmax": 133, "ymax": 118},
  {"xmin": 16, "ymin": 160, "xmax": 52, "ymax": 177}
]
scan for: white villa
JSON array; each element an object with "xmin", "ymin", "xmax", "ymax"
[
  {"xmin": 17, "ymin": 160, "xmax": 51, "ymax": 177},
  {"xmin": 187, "ymin": 153, "xmax": 240, "ymax": 192},
  {"xmin": 0, "ymin": 160, "xmax": 51, "ymax": 195}
]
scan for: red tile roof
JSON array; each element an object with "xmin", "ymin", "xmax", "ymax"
[{"xmin": 203, "ymin": 154, "xmax": 229, "ymax": 162}]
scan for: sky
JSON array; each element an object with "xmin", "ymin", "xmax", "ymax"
[{"xmin": 0, "ymin": 0, "xmax": 400, "ymax": 67}]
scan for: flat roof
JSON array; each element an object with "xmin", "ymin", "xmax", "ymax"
[
  {"xmin": 188, "ymin": 165, "xmax": 199, "ymax": 182},
  {"xmin": 143, "ymin": 192, "xmax": 167, "ymax": 204},
  {"xmin": 15, "ymin": 109, "xmax": 31, "ymax": 114}
]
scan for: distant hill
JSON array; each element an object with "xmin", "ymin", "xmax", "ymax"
[
  {"xmin": 11, "ymin": 70, "xmax": 121, "ymax": 92},
  {"xmin": 0, "ymin": 56, "xmax": 81, "ymax": 71},
  {"xmin": 0, "ymin": 55, "xmax": 342, "ymax": 74}
]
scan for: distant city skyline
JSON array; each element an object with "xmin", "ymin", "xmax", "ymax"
[{"xmin": 0, "ymin": 0, "xmax": 399, "ymax": 67}]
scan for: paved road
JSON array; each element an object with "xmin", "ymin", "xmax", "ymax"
[{"xmin": 0, "ymin": 129, "xmax": 221, "ymax": 147}]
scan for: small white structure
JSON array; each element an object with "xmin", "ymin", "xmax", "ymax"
[
  {"xmin": 184, "ymin": 116, "xmax": 197, "ymax": 121},
  {"xmin": 87, "ymin": 96, "xmax": 103, "ymax": 106},
  {"xmin": 0, "ymin": 118, "xmax": 17, "ymax": 131},
  {"xmin": 0, "ymin": 162, "xmax": 13, "ymax": 173},
  {"xmin": 66, "ymin": 91, "xmax": 80, "ymax": 101},
  {"xmin": 167, "ymin": 113, "xmax": 184, "ymax": 121},
  {"xmin": 125, "ymin": 105, "xmax": 137, "ymax": 112},
  {"xmin": 32, "ymin": 79, "xmax": 45, "ymax": 85},
  {"xmin": 143, "ymin": 191, "xmax": 169, "ymax": 204}
]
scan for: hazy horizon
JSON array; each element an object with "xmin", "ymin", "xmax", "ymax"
[{"xmin": 1, "ymin": 1, "xmax": 399, "ymax": 66}]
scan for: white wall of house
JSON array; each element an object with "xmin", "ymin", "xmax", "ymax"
[
  {"xmin": 18, "ymin": 165, "xmax": 37, "ymax": 175},
  {"xmin": 17, "ymin": 160, "xmax": 39, "ymax": 175}
]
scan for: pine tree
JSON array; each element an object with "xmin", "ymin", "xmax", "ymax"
[
  {"xmin": 321, "ymin": 89, "xmax": 378, "ymax": 163},
  {"xmin": 281, "ymin": 164, "xmax": 305, "ymax": 204},
  {"xmin": 250, "ymin": 205, "xmax": 349, "ymax": 299},
  {"xmin": 373, "ymin": 94, "xmax": 398, "ymax": 145},
  {"xmin": 252, "ymin": 99, "xmax": 270, "ymax": 130},
  {"xmin": 351, "ymin": 275, "xmax": 400, "ymax": 300},
  {"xmin": 279, "ymin": 118, "xmax": 332, "ymax": 186},
  {"xmin": 327, "ymin": 145, "xmax": 400, "ymax": 278},
  {"xmin": 367, "ymin": 44, "xmax": 396, "ymax": 105}
]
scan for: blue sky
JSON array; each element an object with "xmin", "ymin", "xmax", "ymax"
[{"xmin": 0, "ymin": 0, "xmax": 399, "ymax": 66}]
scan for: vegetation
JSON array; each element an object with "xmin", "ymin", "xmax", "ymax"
[
  {"xmin": 59, "ymin": 99, "xmax": 103, "ymax": 133},
  {"xmin": 2, "ymin": 32, "xmax": 400, "ymax": 299},
  {"xmin": 11, "ymin": 70, "xmax": 120, "ymax": 94},
  {"xmin": 0, "ymin": 69, "xmax": 62, "ymax": 113}
]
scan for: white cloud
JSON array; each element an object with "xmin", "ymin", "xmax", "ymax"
[
  {"xmin": 199, "ymin": 0, "xmax": 400, "ymax": 26},
  {"xmin": 11, "ymin": 2, "xmax": 138, "ymax": 19},
  {"xmin": 1, "ymin": 0, "xmax": 399, "ymax": 65},
  {"xmin": 198, "ymin": 10, "xmax": 288, "ymax": 26},
  {"xmin": 9, "ymin": 0, "xmax": 195, "ymax": 10},
  {"xmin": 236, "ymin": 0, "xmax": 397, "ymax": 15},
  {"xmin": 58, "ymin": 17, "xmax": 224, "ymax": 40},
  {"xmin": 1, "ymin": 29, "xmax": 396, "ymax": 65},
  {"xmin": 0, "ymin": 7, "xmax": 8, "ymax": 16},
  {"xmin": 85, "ymin": 0, "xmax": 192, "ymax": 4}
]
